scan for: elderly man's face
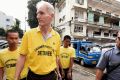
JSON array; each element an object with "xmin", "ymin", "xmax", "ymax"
[{"xmin": 36, "ymin": 5, "xmax": 53, "ymax": 27}]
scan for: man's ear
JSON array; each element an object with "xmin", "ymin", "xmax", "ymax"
[
  {"xmin": 115, "ymin": 38, "xmax": 117, "ymax": 43},
  {"xmin": 51, "ymin": 13, "xmax": 54, "ymax": 18}
]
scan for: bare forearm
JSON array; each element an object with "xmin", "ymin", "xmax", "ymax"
[
  {"xmin": 56, "ymin": 56, "xmax": 60, "ymax": 74},
  {"xmin": 15, "ymin": 55, "xmax": 26, "ymax": 80},
  {"xmin": 96, "ymin": 69, "xmax": 104, "ymax": 80},
  {"xmin": 0, "ymin": 68, "xmax": 4, "ymax": 80},
  {"xmin": 68, "ymin": 57, "xmax": 74, "ymax": 72}
]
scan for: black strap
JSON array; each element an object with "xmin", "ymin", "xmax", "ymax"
[
  {"xmin": 106, "ymin": 48, "xmax": 120, "ymax": 74},
  {"xmin": 107, "ymin": 63, "xmax": 120, "ymax": 74}
]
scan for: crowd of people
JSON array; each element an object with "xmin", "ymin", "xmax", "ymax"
[
  {"xmin": 0, "ymin": 1, "xmax": 75, "ymax": 80},
  {"xmin": 0, "ymin": 1, "xmax": 120, "ymax": 80}
]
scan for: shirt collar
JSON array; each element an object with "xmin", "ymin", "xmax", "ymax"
[
  {"xmin": 36, "ymin": 26, "xmax": 40, "ymax": 32},
  {"xmin": 36, "ymin": 26, "xmax": 56, "ymax": 36}
]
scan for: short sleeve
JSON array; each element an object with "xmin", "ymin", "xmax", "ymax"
[
  {"xmin": 56, "ymin": 35, "xmax": 61, "ymax": 56},
  {"xmin": 20, "ymin": 32, "xmax": 28, "ymax": 55},
  {"xmin": 0, "ymin": 54, "xmax": 4, "ymax": 68},
  {"xmin": 71, "ymin": 48, "xmax": 76, "ymax": 58},
  {"xmin": 96, "ymin": 51, "xmax": 109, "ymax": 70}
]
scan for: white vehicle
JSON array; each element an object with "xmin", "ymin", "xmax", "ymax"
[
  {"xmin": 101, "ymin": 43, "xmax": 116, "ymax": 54},
  {"xmin": 0, "ymin": 44, "xmax": 8, "ymax": 49},
  {"xmin": 0, "ymin": 40, "xmax": 21, "ymax": 50},
  {"xmin": 0, "ymin": 40, "xmax": 7, "ymax": 44}
]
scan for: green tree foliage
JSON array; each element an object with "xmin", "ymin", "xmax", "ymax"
[
  {"xmin": 27, "ymin": 0, "xmax": 39, "ymax": 28},
  {"xmin": 0, "ymin": 28, "xmax": 5, "ymax": 36},
  {"xmin": 27, "ymin": 0, "xmax": 59, "ymax": 28},
  {"xmin": 12, "ymin": 18, "xmax": 23, "ymax": 38}
]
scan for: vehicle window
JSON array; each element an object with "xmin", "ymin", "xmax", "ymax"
[
  {"xmin": 90, "ymin": 46, "xmax": 101, "ymax": 52},
  {"xmin": 80, "ymin": 46, "xmax": 87, "ymax": 54},
  {"xmin": 101, "ymin": 45, "xmax": 114, "ymax": 54},
  {"xmin": 73, "ymin": 43, "xmax": 77, "ymax": 49}
]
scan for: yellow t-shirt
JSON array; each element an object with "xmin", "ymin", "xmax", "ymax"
[
  {"xmin": 60, "ymin": 46, "xmax": 76, "ymax": 69},
  {"xmin": 0, "ymin": 48, "xmax": 28, "ymax": 80},
  {"xmin": 20, "ymin": 27, "xmax": 61, "ymax": 75}
]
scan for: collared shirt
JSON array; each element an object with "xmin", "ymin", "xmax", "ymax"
[
  {"xmin": 36, "ymin": 27, "xmax": 52, "ymax": 40},
  {"xmin": 96, "ymin": 46, "xmax": 120, "ymax": 80},
  {"xmin": 20, "ymin": 27, "xmax": 61, "ymax": 75}
]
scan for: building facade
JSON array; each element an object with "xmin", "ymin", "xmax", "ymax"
[
  {"xmin": 0, "ymin": 11, "xmax": 15, "ymax": 30},
  {"xmin": 55, "ymin": 0, "xmax": 120, "ymax": 45}
]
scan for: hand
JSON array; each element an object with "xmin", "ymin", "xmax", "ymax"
[
  {"xmin": 61, "ymin": 70, "xmax": 65, "ymax": 78},
  {"xmin": 14, "ymin": 75, "xmax": 20, "ymax": 80},
  {"xmin": 14, "ymin": 78, "xmax": 19, "ymax": 80},
  {"xmin": 67, "ymin": 72, "xmax": 72, "ymax": 80},
  {"xmin": 58, "ymin": 73, "xmax": 62, "ymax": 80}
]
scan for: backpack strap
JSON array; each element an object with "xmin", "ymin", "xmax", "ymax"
[{"xmin": 106, "ymin": 48, "xmax": 120, "ymax": 74}]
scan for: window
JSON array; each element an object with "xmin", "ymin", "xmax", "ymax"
[
  {"xmin": 63, "ymin": 15, "xmax": 65, "ymax": 21},
  {"xmin": 88, "ymin": 7, "xmax": 92, "ymax": 11},
  {"xmin": 113, "ymin": 34, "xmax": 117, "ymax": 37},
  {"xmin": 80, "ymin": 46, "xmax": 87, "ymax": 54},
  {"xmin": 76, "ymin": 0, "xmax": 84, "ymax": 5},
  {"xmin": 95, "ymin": 9, "xmax": 102, "ymax": 13},
  {"xmin": 74, "ymin": 24, "xmax": 83, "ymax": 32},
  {"xmin": 93, "ymin": 31, "xmax": 101, "ymax": 36},
  {"xmin": 59, "ymin": 15, "xmax": 66, "ymax": 23},
  {"xmin": 73, "ymin": 43, "xmax": 77, "ymax": 49},
  {"xmin": 75, "ymin": 10, "xmax": 84, "ymax": 19},
  {"xmin": 90, "ymin": 46, "xmax": 101, "ymax": 52},
  {"xmin": 6, "ymin": 19, "xmax": 10, "ymax": 21},
  {"xmin": 94, "ymin": 14, "xmax": 100, "ymax": 22},
  {"xmin": 75, "ymin": 11, "xmax": 78, "ymax": 19},
  {"xmin": 104, "ymin": 33, "xmax": 109, "ymax": 37},
  {"xmin": 115, "ymin": 14, "xmax": 119, "ymax": 17},
  {"xmin": 106, "ymin": 12, "xmax": 111, "ymax": 16},
  {"xmin": 59, "ymin": 18, "xmax": 62, "ymax": 23}
]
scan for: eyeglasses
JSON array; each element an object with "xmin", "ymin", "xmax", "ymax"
[{"xmin": 117, "ymin": 37, "xmax": 120, "ymax": 41}]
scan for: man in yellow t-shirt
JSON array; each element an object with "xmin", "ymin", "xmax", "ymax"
[
  {"xmin": 0, "ymin": 29, "xmax": 27, "ymax": 80},
  {"xmin": 15, "ymin": 1, "xmax": 61, "ymax": 80},
  {"xmin": 60, "ymin": 35, "xmax": 75, "ymax": 80}
]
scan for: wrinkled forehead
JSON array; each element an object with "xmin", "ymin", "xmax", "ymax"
[{"xmin": 37, "ymin": 4, "xmax": 48, "ymax": 12}]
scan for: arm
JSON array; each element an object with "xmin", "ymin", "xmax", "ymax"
[
  {"xmin": 67, "ymin": 57, "xmax": 74, "ymax": 79},
  {"xmin": 96, "ymin": 68, "xmax": 104, "ymax": 80},
  {"xmin": 55, "ymin": 35, "xmax": 62, "ymax": 79},
  {"xmin": 95, "ymin": 50, "xmax": 109, "ymax": 80},
  {"xmin": 57, "ymin": 56, "xmax": 65, "ymax": 78},
  {"xmin": 56, "ymin": 56, "xmax": 61, "ymax": 77},
  {"xmin": 67, "ymin": 48, "xmax": 75, "ymax": 79},
  {"xmin": 68, "ymin": 57, "xmax": 74, "ymax": 73},
  {"xmin": 15, "ymin": 54, "xmax": 26, "ymax": 80},
  {"xmin": 0, "ymin": 67, "xmax": 4, "ymax": 80},
  {"xmin": 68, "ymin": 48, "xmax": 75, "ymax": 73}
]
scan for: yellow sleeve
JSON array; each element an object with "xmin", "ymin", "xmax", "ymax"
[
  {"xmin": 20, "ymin": 32, "xmax": 28, "ymax": 55},
  {"xmin": 56, "ymin": 34, "xmax": 61, "ymax": 56},
  {"xmin": 0, "ymin": 54, "xmax": 4, "ymax": 68},
  {"xmin": 71, "ymin": 48, "xmax": 76, "ymax": 58}
]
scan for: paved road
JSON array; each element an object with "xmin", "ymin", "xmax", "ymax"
[{"xmin": 72, "ymin": 63, "xmax": 96, "ymax": 80}]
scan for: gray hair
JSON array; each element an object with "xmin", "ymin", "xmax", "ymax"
[{"xmin": 36, "ymin": 1, "xmax": 55, "ymax": 14}]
